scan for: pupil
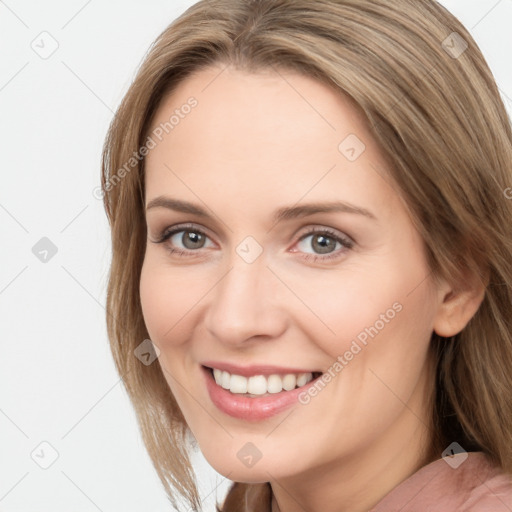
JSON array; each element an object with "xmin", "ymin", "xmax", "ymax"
[
  {"xmin": 183, "ymin": 231, "xmax": 205, "ymax": 249},
  {"xmin": 312, "ymin": 235, "xmax": 335, "ymax": 254}
]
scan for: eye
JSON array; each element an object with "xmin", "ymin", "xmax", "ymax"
[
  {"xmin": 151, "ymin": 224, "xmax": 215, "ymax": 256},
  {"xmin": 293, "ymin": 227, "xmax": 354, "ymax": 261},
  {"xmin": 151, "ymin": 223, "xmax": 353, "ymax": 262}
]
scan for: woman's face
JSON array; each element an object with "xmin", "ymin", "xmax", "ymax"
[{"xmin": 140, "ymin": 65, "xmax": 445, "ymax": 483}]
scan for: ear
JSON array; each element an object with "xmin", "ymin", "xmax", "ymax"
[{"xmin": 433, "ymin": 267, "xmax": 488, "ymax": 338}]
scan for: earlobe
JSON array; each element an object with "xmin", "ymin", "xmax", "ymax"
[{"xmin": 433, "ymin": 271, "xmax": 487, "ymax": 338}]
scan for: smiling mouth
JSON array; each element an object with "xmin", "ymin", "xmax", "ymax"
[{"xmin": 204, "ymin": 366, "xmax": 323, "ymax": 397}]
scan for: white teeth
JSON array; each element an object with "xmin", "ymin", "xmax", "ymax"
[
  {"xmin": 267, "ymin": 375, "xmax": 283, "ymax": 393},
  {"xmin": 221, "ymin": 371, "xmax": 231, "ymax": 389},
  {"xmin": 230, "ymin": 374, "xmax": 248, "ymax": 394},
  {"xmin": 247, "ymin": 375, "xmax": 267, "ymax": 395},
  {"xmin": 211, "ymin": 368, "xmax": 315, "ymax": 395},
  {"xmin": 296, "ymin": 373, "xmax": 309, "ymax": 387},
  {"xmin": 282, "ymin": 374, "xmax": 297, "ymax": 391}
]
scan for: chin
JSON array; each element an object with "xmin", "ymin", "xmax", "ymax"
[{"xmin": 198, "ymin": 439, "xmax": 303, "ymax": 483}]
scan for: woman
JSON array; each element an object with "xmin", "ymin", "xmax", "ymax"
[{"xmin": 100, "ymin": 1, "xmax": 512, "ymax": 510}]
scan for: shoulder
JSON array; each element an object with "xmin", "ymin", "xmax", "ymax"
[
  {"xmin": 457, "ymin": 453, "xmax": 512, "ymax": 511},
  {"xmin": 371, "ymin": 452, "xmax": 512, "ymax": 512}
]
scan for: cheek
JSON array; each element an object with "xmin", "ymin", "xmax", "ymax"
[
  {"xmin": 286, "ymin": 254, "xmax": 436, "ymax": 366},
  {"xmin": 139, "ymin": 256, "xmax": 205, "ymax": 347},
  {"xmin": 139, "ymin": 260, "xmax": 202, "ymax": 403}
]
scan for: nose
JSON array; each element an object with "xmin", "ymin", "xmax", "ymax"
[{"xmin": 203, "ymin": 256, "xmax": 289, "ymax": 346}]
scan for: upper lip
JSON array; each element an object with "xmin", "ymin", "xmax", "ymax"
[{"xmin": 201, "ymin": 361, "xmax": 322, "ymax": 377}]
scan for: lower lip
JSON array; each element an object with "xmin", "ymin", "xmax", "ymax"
[{"xmin": 202, "ymin": 366, "xmax": 320, "ymax": 421}]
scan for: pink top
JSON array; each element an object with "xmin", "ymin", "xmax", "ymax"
[
  {"xmin": 371, "ymin": 452, "xmax": 512, "ymax": 511},
  {"xmin": 220, "ymin": 452, "xmax": 512, "ymax": 511}
]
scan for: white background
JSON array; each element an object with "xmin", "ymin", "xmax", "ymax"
[{"xmin": 1, "ymin": 1, "xmax": 511, "ymax": 511}]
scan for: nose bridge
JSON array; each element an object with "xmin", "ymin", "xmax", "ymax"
[{"xmin": 204, "ymin": 254, "xmax": 286, "ymax": 344}]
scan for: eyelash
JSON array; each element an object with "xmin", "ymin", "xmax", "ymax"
[{"xmin": 151, "ymin": 223, "xmax": 354, "ymax": 262}]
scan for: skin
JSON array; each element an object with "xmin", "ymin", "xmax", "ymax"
[{"xmin": 139, "ymin": 65, "xmax": 485, "ymax": 512}]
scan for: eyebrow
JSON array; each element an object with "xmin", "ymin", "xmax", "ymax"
[{"xmin": 145, "ymin": 196, "xmax": 377, "ymax": 222}]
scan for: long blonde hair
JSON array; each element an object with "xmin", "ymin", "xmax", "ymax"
[{"xmin": 101, "ymin": 1, "xmax": 512, "ymax": 510}]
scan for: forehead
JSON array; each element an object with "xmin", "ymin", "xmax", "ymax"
[
  {"xmin": 144, "ymin": 65, "xmax": 397, "ymax": 218},
  {"xmin": 148, "ymin": 64, "xmax": 368, "ymax": 153}
]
